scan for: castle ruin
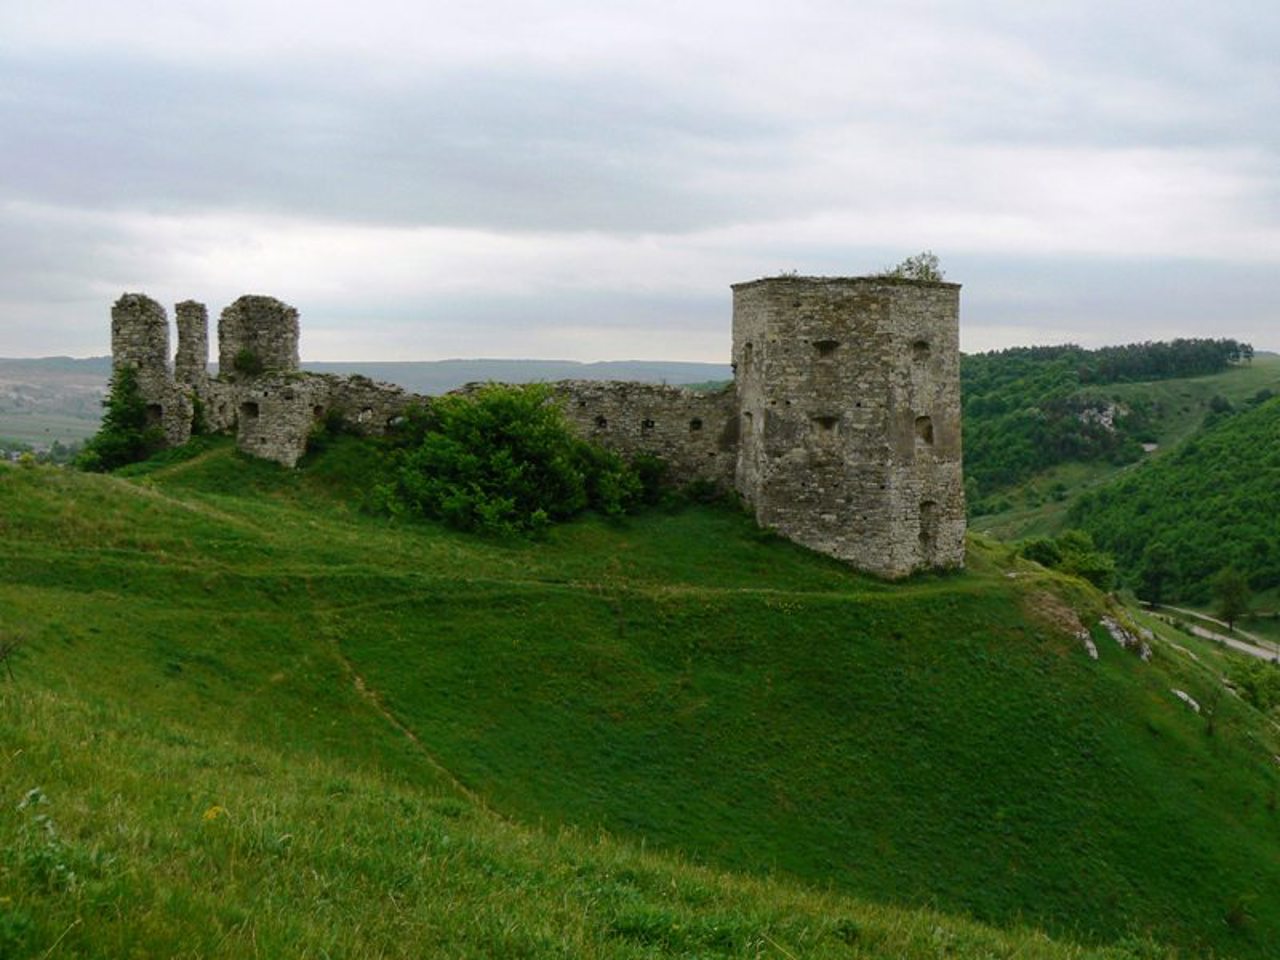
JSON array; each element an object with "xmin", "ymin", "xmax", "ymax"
[{"xmin": 110, "ymin": 276, "xmax": 965, "ymax": 577}]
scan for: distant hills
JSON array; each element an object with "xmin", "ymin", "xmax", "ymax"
[{"xmin": 302, "ymin": 358, "xmax": 733, "ymax": 394}]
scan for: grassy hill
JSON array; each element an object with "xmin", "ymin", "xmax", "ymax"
[{"xmin": 3, "ymin": 439, "xmax": 1280, "ymax": 957}]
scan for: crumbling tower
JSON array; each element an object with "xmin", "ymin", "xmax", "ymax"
[
  {"xmin": 109, "ymin": 293, "xmax": 191, "ymax": 446},
  {"xmin": 732, "ymin": 276, "xmax": 966, "ymax": 577},
  {"xmin": 218, "ymin": 295, "xmax": 300, "ymax": 377},
  {"xmin": 174, "ymin": 300, "xmax": 210, "ymax": 394},
  {"xmin": 111, "ymin": 293, "xmax": 170, "ymax": 383}
]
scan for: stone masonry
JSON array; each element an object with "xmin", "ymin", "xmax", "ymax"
[
  {"xmin": 108, "ymin": 276, "xmax": 966, "ymax": 577},
  {"xmin": 733, "ymin": 277, "xmax": 965, "ymax": 576}
]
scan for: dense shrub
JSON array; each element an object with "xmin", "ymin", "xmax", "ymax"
[
  {"xmin": 382, "ymin": 384, "xmax": 643, "ymax": 535},
  {"xmin": 76, "ymin": 365, "xmax": 166, "ymax": 472},
  {"xmin": 1018, "ymin": 529, "xmax": 1117, "ymax": 591}
]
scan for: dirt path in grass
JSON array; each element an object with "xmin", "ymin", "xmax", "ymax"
[{"xmin": 1150, "ymin": 605, "xmax": 1277, "ymax": 661}]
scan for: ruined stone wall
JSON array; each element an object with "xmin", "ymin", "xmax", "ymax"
[
  {"xmin": 109, "ymin": 279, "xmax": 966, "ymax": 575},
  {"xmin": 232, "ymin": 376, "xmax": 330, "ymax": 467},
  {"xmin": 110, "ymin": 293, "xmax": 192, "ymax": 447},
  {"xmin": 230, "ymin": 374, "xmax": 414, "ymax": 468},
  {"xmin": 732, "ymin": 277, "xmax": 965, "ymax": 577},
  {"xmin": 218, "ymin": 295, "xmax": 300, "ymax": 378},
  {"xmin": 318, "ymin": 375, "xmax": 416, "ymax": 436},
  {"xmin": 554, "ymin": 381, "xmax": 738, "ymax": 486}
]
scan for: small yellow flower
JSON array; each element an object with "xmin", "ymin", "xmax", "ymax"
[{"xmin": 202, "ymin": 805, "xmax": 228, "ymax": 822}]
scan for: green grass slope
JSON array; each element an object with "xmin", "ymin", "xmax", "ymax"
[{"xmin": 2, "ymin": 440, "xmax": 1278, "ymax": 957}]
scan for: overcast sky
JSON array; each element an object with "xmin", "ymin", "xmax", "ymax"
[{"xmin": 2, "ymin": 0, "xmax": 1277, "ymax": 361}]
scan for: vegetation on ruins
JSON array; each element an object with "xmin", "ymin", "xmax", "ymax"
[
  {"xmin": 877, "ymin": 250, "xmax": 946, "ymax": 282},
  {"xmin": 4, "ymin": 440, "xmax": 1280, "ymax": 957},
  {"xmin": 230, "ymin": 346, "xmax": 265, "ymax": 377},
  {"xmin": 75, "ymin": 364, "xmax": 165, "ymax": 472},
  {"xmin": 378, "ymin": 383, "xmax": 645, "ymax": 534}
]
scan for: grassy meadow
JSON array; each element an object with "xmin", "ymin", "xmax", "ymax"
[{"xmin": 3, "ymin": 438, "xmax": 1280, "ymax": 957}]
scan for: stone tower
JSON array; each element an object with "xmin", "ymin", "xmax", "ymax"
[
  {"xmin": 732, "ymin": 276, "xmax": 965, "ymax": 577},
  {"xmin": 109, "ymin": 293, "xmax": 192, "ymax": 447},
  {"xmin": 110, "ymin": 293, "xmax": 170, "ymax": 384},
  {"xmin": 174, "ymin": 300, "xmax": 210, "ymax": 393},
  {"xmin": 217, "ymin": 295, "xmax": 300, "ymax": 378}
]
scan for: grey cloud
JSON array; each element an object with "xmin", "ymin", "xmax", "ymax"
[{"xmin": 0, "ymin": 54, "xmax": 794, "ymax": 233}]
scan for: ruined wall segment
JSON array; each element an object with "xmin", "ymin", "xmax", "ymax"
[
  {"xmin": 233, "ymin": 374, "xmax": 415, "ymax": 468},
  {"xmin": 732, "ymin": 276, "xmax": 965, "ymax": 577},
  {"xmin": 218, "ymin": 295, "xmax": 300, "ymax": 378},
  {"xmin": 174, "ymin": 300, "xmax": 210, "ymax": 393},
  {"xmin": 554, "ymin": 381, "xmax": 738, "ymax": 487},
  {"xmin": 110, "ymin": 293, "xmax": 192, "ymax": 447},
  {"xmin": 111, "ymin": 293, "xmax": 170, "ymax": 381}
]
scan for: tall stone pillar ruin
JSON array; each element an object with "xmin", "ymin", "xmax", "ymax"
[
  {"xmin": 732, "ymin": 276, "xmax": 966, "ymax": 577},
  {"xmin": 174, "ymin": 300, "xmax": 210, "ymax": 393},
  {"xmin": 109, "ymin": 293, "xmax": 192, "ymax": 447}
]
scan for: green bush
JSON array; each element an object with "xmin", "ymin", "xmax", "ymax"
[
  {"xmin": 76, "ymin": 365, "xmax": 166, "ymax": 472},
  {"xmin": 385, "ymin": 384, "xmax": 642, "ymax": 535},
  {"xmin": 1019, "ymin": 530, "xmax": 1116, "ymax": 591},
  {"xmin": 232, "ymin": 347, "xmax": 264, "ymax": 377}
]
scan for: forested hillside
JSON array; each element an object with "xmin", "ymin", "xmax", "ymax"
[
  {"xmin": 1068, "ymin": 395, "xmax": 1280, "ymax": 604},
  {"xmin": 962, "ymin": 338, "xmax": 1251, "ymax": 512}
]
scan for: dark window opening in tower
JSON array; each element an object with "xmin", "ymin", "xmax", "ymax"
[
  {"xmin": 240, "ymin": 401, "xmax": 260, "ymax": 420},
  {"xmin": 145, "ymin": 404, "xmax": 163, "ymax": 427},
  {"xmin": 815, "ymin": 339, "xmax": 839, "ymax": 357},
  {"xmin": 689, "ymin": 418, "xmax": 703, "ymax": 432},
  {"xmin": 595, "ymin": 415, "xmax": 608, "ymax": 429},
  {"xmin": 915, "ymin": 415, "xmax": 934, "ymax": 445},
  {"xmin": 912, "ymin": 339, "xmax": 930, "ymax": 361}
]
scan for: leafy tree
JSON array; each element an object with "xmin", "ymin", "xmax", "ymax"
[
  {"xmin": 1212, "ymin": 567, "xmax": 1251, "ymax": 631},
  {"xmin": 384, "ymin": 384, "xmax": 642, "ymax": 535},
  {"xmin": 1136, "ymin": 541, "xmax": 1175, "ymax": 605},
  {"xmin": 77, "ymin": 365, "xmax": 165, "ymax": 472}
]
